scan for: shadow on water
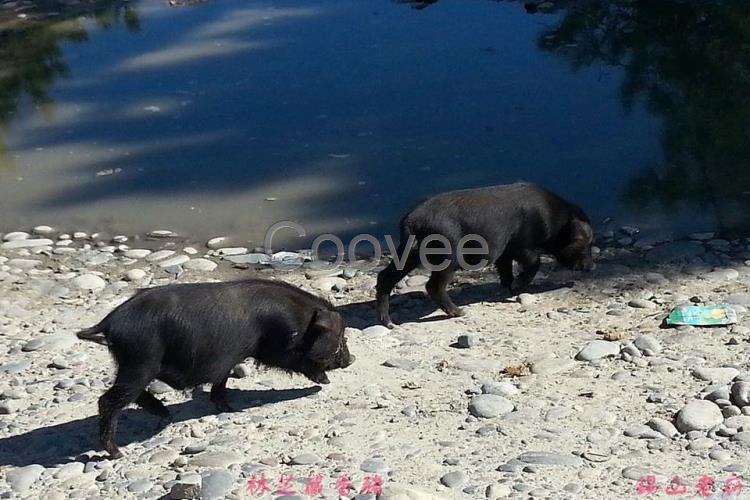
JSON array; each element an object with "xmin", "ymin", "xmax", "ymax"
[{"xmin": 0, "ymin": 385, "xmax": 320, "ymax": 467}]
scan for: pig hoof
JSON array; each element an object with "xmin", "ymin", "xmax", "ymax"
[
  {"xmin": 379, "ymin": 315, "xmax": 395, "ymax": 328},
  {"xmin": 446, "ymin": 307, "xmax": 464, "ymax": 318}
]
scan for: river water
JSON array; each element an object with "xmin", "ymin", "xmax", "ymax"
[{"xmin": 1, "ymin": 0, "xmax": 748, "ymax": 247}]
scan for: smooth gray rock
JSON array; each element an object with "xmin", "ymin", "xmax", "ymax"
[
  {"xmin": 517, "ymin": 293, "xmax": 537, "ymax": 305},
  {"xmin": 516, "ymin": 451, "xmax": 583, "ymax": 467},
  {"xmin": 22, "ymin": 334, "xmax": 76, "ymax": 352},
  {"xmin": 731, "ymin": 381, "xmax": 750, "ymax": 407},
  {"xmin": 704, "ymin": 386, "xmax": 731, "ymax": 402},
  {"xmin": 633, "ymin": 335, "xmax": 662, "ymax": 355},
  {"xmin": 206, "ymin": 237, "xmax": 231, "ymax": 249},
  {"xmin": 723, "ymin": 416, "xmax": 750, "ymax": 429},
  {"xmin": 710, "ymin": 450, "xmax": 732, "ymax": 462},
  {"xmin": 125, "ymin": 269, "xmax": 147, "ymax": 281},
  {"xmin": 530, "ymin": 358, "xmax": 576, "ymax": 375},
  {"xmin": 127, "ymin": 479, "xmax": 153, "ymax": 494},
  {"xmin": 688, "ymin": 437, "xmax": 715, "ymax": 451},
  {"xmin": 224, "ymin": 253, "xmax": 271, "ymax": 265},
  {"xmin": 575, "ymin": 340, "xmax": 620, "ymax": 361},
  {"xmin": 361, "ymin": 325, "xmax": 390, "ymax": 337},
  {"xmin": 311, "ymin": 277, "xmax": 346, "ymax": 291},
  {"xmin": 189, "ymin": 451, "xmax": 243, "ymax": 467},
  {"xmin": 0, "ymin": 360, "xmax": 31, "ymax": 374},
  {"xmin": 3, "ymin": 231, "xmax": 29, "ymax": 241},
  {"xmin": 6, "ymin": 465, "xmax": 44, "ymax": 492},
  {"xmin": 183, "ymin": 443, "xmax": 208, "ymax": 455},
  {"xmin": 624, "ymin": 424, "xmax": 663, "ymax": 439},
  {"xmin": 71, "ymin": 274, "xmax": 106, "ymax": 290},
  {"xmin": 647, "ymin": 418, "xmax": 679, "ymax": 438},
  {"xmin": 124, "ymin": 249, "xmax": 152, "ymax": 259},
  {"xmin": 622, "ymin": 466, "xmax": 666, "ymax": 482},
  {"xmin": 1, "ymin": 238, "xmax": 53, "ymax": 249},
  {"xmin": 52, "ymin": 462, "xmax": 84, "ymax": 479},
  {"xmin": 692, "ymin": 367, "xmax": 739, "ymax": 385},
  {"xmin": 675, "ymin": 400, "xmax": 723, "ymax": 432},
  {"xmin": 159, "ymin": 255, "xmax": 191, "ymax": 268},
  {"xmin": 468, "ymin": 395, "xmax": 514, "ymax": 418},
  {"xmin": 290, "ymin": 453, "xmax": 320, "ymax": 465},
  {"xmin": 360, "ymin": 458, "xmax": 388, "ymax": 473},
  {"xmin": 148, "ymin": 380, "xmax": 172, "ymax": 395},
  {"xmin": 383, "ymin": 358, "xmax": 418, "ymax": 371},
  {"xmin": 732, "ymin": 432, "xmax": 750, "ymax": 447},
  {"xmin": 379, "ymin": 484, "xmax": 444, "ymax": 500},
  {"xmin": 145, "ymin": 250, "xmax": 175, "ymax": 262},
  {"xmin": 200, "ymin": 470, "xmax": 235, "ymax": 500},
  {"xmin": 148, "ymin": 230, "xmax": 177, "ymax": 238},
  {"xmin": 628, "ymin": 299, "xmax": 655, "ymax": 309},
  {"xmin": 21, "ymin": 338, "xmax": 46, "ymax": 352},
  {"xmin": 184, "ymin": 259, "xmax": 217, "ymax": 272},
  {"xmin": 215, "ymin": 247, "xmax": 248, "ymax": 256},
  {"xmin": 481, "ymin": 382, "xmax": 519, "ymax": 398},
  {"xmin": 440, "ymin": 471, "xmax": 466, "ymax": 488}
]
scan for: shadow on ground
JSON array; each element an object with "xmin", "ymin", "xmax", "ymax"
[
  {"xmin": 339, "ymin": 276, "xmax": 574, "ymax": 329},
  {"xmin": 337, "ymin": 246, "xmax": 747, "ymax": 329},
  {"xmin": 0, "ymin": 386, "xmax": 320, "ymax": 467}
]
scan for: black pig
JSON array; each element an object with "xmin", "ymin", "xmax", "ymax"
[
  {"xmin": 77, "ymin": 278, "xmax": 355, "ymax": 458},
  {"xmin": 376, "ymin": 183, "xmax": 594, "ymax": 327}
]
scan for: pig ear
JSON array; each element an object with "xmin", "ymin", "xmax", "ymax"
[
  {"xmin": 306, "ymin": 309, "xmax": 342, "ymax": 363},
  {"xmin": 308, "ymin": 309, "xmax": 344, "ymax": 337},
  {"xmin": 569, "ymin": 218, "xmax": 593, "ymax": 244}
]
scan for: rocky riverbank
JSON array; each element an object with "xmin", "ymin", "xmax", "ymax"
[{"xmin": 1, "ymin": 226, "xmax": 750, "ymax": 499}]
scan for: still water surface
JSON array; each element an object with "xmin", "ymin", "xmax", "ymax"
[{"xmin": 0, "ymin": 0, "xmax": 748, "ymax": 246}]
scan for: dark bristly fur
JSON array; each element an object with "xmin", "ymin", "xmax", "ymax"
[
  {"xmin": 376, "ymin": 182, "xmax": 594, "ymax": 327},
  {"xmin": 77, "ymin": 278, "xmax": 354, "ymax": 459}
]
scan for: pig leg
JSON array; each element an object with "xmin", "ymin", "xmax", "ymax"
[
  {"xmin": 210, "ymin": 374, "xmax": 233, "ymax": 413},
  {"xmin": 512, "ymin": 249, "xmax": 540, "ymax": 293},
  {"xmin": 495, "ymin": 252, "xmax": 514, "ymax": 293},
  {"xmin": 98, "ymin": 368, "xmax": 153, "ymax": 459},
  {"xmin": 376, "ymin": 243, "xmax": 421, "ymax": 327},
  {"xmin": 135, "ymin": 391, "xmax": 171, "ymax": 420},
  {"xmin": 426, "ymin": 264, "xmax": 463, "ymax": 318}
]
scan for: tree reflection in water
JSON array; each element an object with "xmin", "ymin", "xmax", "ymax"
[
  {"xmin": 537, "ymin": 1, "xmax": 750, "ymax": 233},
  {"xmin": 0, "ymin": 1, "xmax": 139, "ymax": 160}
]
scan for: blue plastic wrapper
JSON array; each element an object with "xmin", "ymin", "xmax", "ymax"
[{"xmin": 665, "ymin": 304, "xmax": 737, "ymax": 326}]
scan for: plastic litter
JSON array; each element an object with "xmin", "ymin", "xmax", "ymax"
[{"xmin": 665, "ymin": 304, "xmax": 737, "ymax": 326}]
